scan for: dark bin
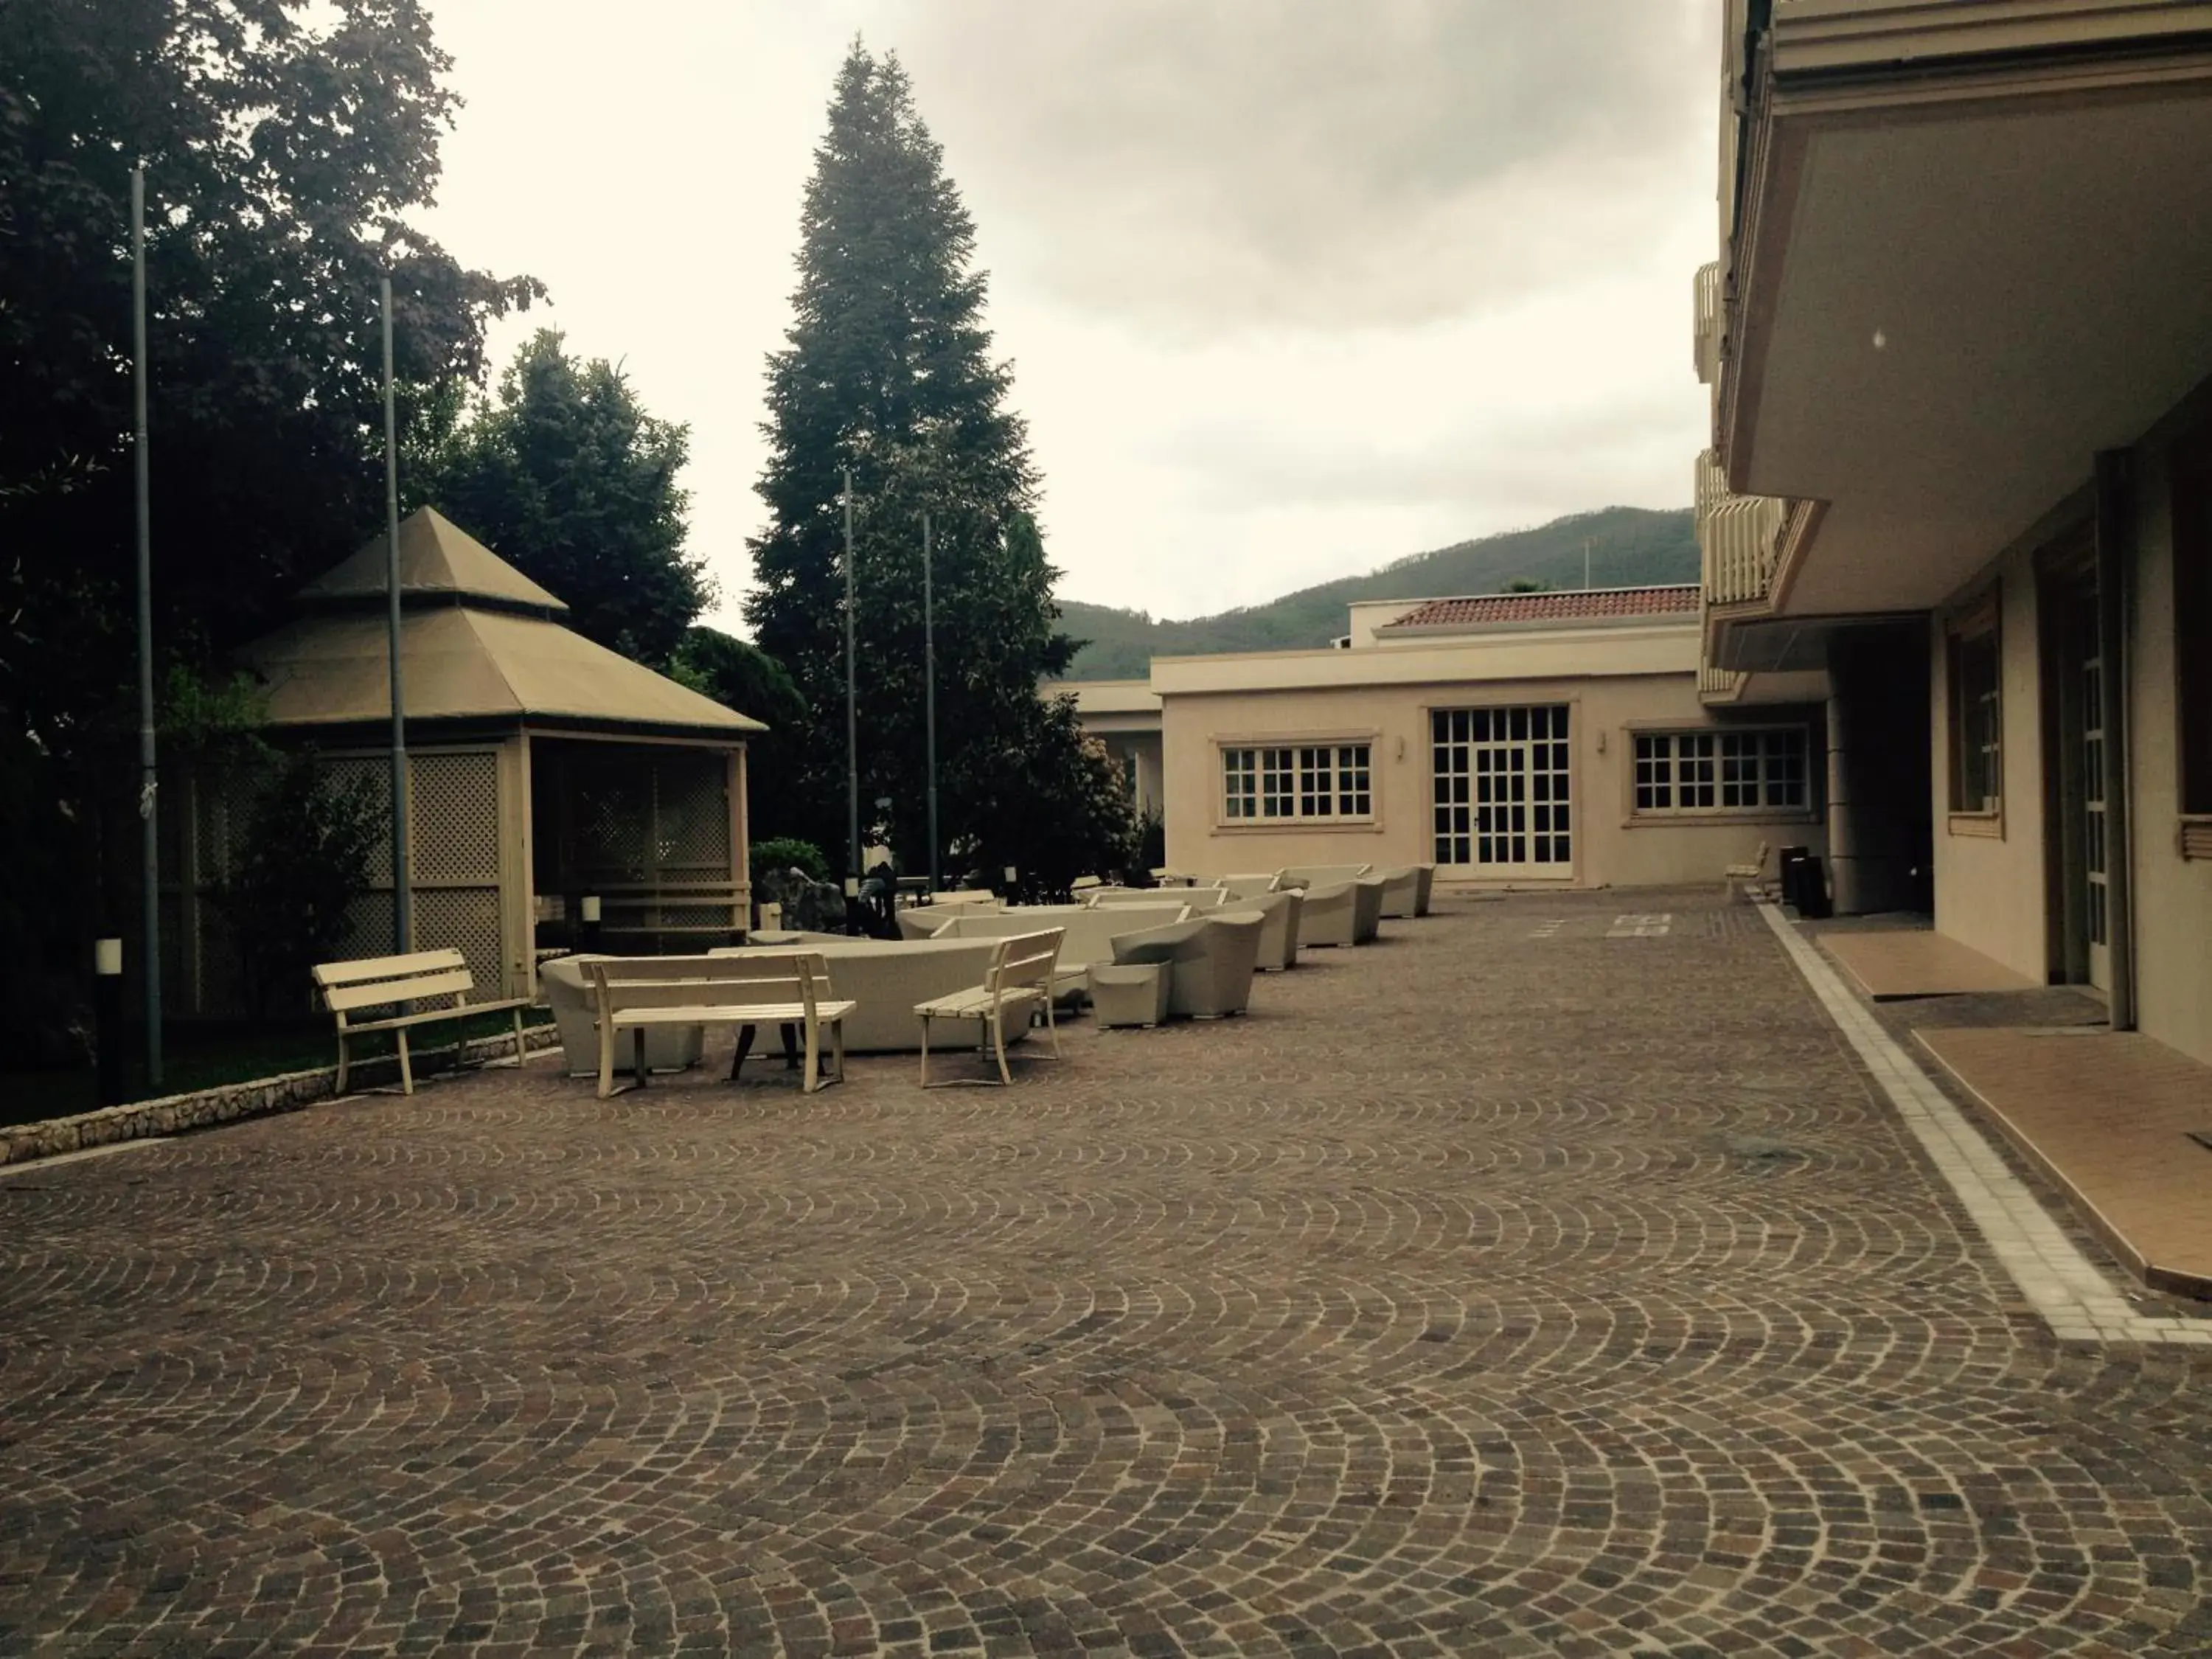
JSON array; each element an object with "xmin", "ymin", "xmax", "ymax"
[{"xmin": 1778, "ymin": 846, "xmax": 1831, "ymax": 919}]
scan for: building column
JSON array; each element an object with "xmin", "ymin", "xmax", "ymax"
[
  {"xmin": 1826, "ymin": 684, "xmax": 1860, "ymax": 916},
  {"xmin": 2095, "ymin": 450, "xmax": 2137, "ymax": 1030}
]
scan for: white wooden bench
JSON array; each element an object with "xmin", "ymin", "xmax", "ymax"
[
  {"xmin": 312, "ymin": 949, "xmax": 533, "ymax": 1097},
  {"xmin": 914, "ymin": 928, "xmax": 1065, "ymax": 1088},
  {"xmin": 587, "ymin": 953, "xmax": 856, "ymax": 1099}
]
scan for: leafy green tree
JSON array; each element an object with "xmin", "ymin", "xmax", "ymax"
[
  {"xmin": 422, "ymin": 330, "xmax": 709, "ymax": 664},
  {"xmin": 673, "ymin": 627, "xmax": 811, "ymax": 838},
  {"xmin": 748, "ymin": 42, "xmax": 1113, "ymax": 880},
  {"xmin": 0, "ymin": 0, "xmax": 535, "ymax": 1059}
]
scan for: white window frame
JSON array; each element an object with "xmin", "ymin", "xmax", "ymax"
[
  {"xmin": 1632, "ymin": 727, "xmax": 1810, "ymax": 816},
  {"xmin": 1219, "ymin": 741, "xmax": 1375, "ymax": 824}
]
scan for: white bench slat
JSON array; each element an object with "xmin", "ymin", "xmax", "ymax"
[
  {"xmin": 611, "ymin": 998, "xmax": 858, "ymax": 1028},
  {"xmin": 341, "ymin": 995, "xmax": 534, "ymax": 1034},
  {"xmin": 323, "ymin": 967, "xmax": 476, "ymax": 1013},
  {"xmin": 313, "ymin": 949, "xmax": 467, "ymax": 988},
  {"xmin": 602, "ymin": 977, "xmax": 809, "ymax": 1012}
]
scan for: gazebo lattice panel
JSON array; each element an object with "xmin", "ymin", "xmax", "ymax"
[{"xmin": 540, "ymin": 742, "xmax": 741, "ymax": 950}]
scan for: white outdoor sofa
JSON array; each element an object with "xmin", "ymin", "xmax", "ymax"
[
  {"xmin": 1106, "ymin": 911, "xmax": 1266, "ymax": 1020},
  {"xmin": 894, "ymin": 891, "xmax": 1001, "ymax": 940},
  {"xmin": 1083, "ymin": 886, "xmax": 1228, "ymax": 911},
  {"xmin": 1246, "ymin": 888, "xmax": 1304, "ymax": 971},
  {"xmin": 1376, "ymin": 866, "xmax": 1421, "ymax": 919},
  {"xmin": 1414, "ymin": 863, "xmax": 1436, "ymax": 916},
  {"xmin": 919, "ymin": 902, "xmax": 1190, "ymax": 999},
  {"xmin": 1276, "ymin": 863, "xmax": 1373, "ymax": 891},
  {"xmin": 710, "ymin": 936, "xmax": 1010, "ymax": 1052},
  {"xmin": 539, "ymin": 953, "xmax": 706, "ymax": 1077}
]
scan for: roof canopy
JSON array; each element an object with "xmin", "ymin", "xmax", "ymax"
[
  {"xmin": 241, "ymin": 508, "xmax": 765, "ymax": 740},
  {"xmin": 298, "ymin": 506, "xmax": 568, "ymax": 615}
]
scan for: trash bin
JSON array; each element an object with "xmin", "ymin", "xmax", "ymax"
[{"xmin": 1778, "ymin": 846, "xmax": 1831, "ymax": 919}]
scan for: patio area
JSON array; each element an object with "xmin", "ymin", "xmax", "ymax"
[{"xmin": 3, "ymin": 889, "xmax": 2209, "ymax": 1655}]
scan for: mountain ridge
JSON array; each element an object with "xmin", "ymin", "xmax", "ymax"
[{"xmin": 1050, "ymin": 505, "xmax": 1700, "ymax": 681}]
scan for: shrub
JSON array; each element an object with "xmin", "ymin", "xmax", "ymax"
[{"xmin": 751, "ymin": 836, "xmax": 830, "ymax": 886}]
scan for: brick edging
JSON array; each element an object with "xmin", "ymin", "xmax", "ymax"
[{"xmin": 0, "ymin": 1024, "xmax": 560, "ymax": 1169}]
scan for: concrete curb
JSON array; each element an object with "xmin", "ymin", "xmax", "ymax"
[{"xmin": 0, "ymin": 1024, "xmax": 560, "ymax": 1169}]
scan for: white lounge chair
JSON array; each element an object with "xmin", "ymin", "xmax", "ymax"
[{"xmin": 1413, "ymin": 864, "xmax": 1436, "ymax": 917}]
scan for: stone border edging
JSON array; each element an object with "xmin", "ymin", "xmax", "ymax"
[{"xmin": 0, "ymin": 1024, "xmax": 560, "ymax": 1168}]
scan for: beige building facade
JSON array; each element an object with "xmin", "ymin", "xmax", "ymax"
[
  {"xmin": 1699, "ymin": 0, "xmax": 2212, "ymax": 1064},
  {"xmin": 1128, "ymin": 588, "xmax": 1831, "ymax": 888}
]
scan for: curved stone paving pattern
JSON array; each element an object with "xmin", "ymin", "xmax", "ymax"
[{"xmin": 2, "ymin": 890, "xmax": 2208, "ymax": 1655}]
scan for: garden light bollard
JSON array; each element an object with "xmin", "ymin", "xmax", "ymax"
[
  {"xmin": 95, "ymin": 937, "xmax": 126, "ymax": 1105},
  {"xmin": 580, "ymin": 895, "xmax": 602, "ymax": 954}
]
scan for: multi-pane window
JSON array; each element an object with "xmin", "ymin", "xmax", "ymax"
[
  {"xmin": 1221, "ymin": 743, "xmax": 1373, "ymax": 821},
  {"xmin": 1948, "ymin": 613, "xmax": 2002, "ymax": 813},
  {"xmin": 1634, "ymin": 729, "xmax": 1807, "ymax": 813}
]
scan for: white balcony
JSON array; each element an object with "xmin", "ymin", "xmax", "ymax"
[
  {"xmin": 1697, "ymin": 450, "xmax": 1787, "ymax": 610},
  {"xmin": 1693, "ymin": 262, "xmax": 1722, "ymax": 387}
]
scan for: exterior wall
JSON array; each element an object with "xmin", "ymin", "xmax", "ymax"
[
  {"xmin": 1930, "ymin": 549, "xmax": 2051, "ymax": 982},
  {"xmin": 1098, "ymin": 731, "xmax": 1164, "ymax": 818},
  {"xmin": 1924, "ymin": 414, "xmax": 2212, "ymax": 1066},
  {"xmin": 2124, "ymin": 439, "xmax": 2212, "ymax": 1067},
  {"xmin": 1161, "ymin": 672, "xmax": 1826, "ymax": 887}
]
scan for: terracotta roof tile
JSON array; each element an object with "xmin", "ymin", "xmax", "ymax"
[{"xmin": 1383, "ymin": 586, "xmax": 1700, "ymax": 630}]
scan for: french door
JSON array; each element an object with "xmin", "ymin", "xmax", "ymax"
[{"xmin": 1432, "ymin": 705, "xmax": 1572, "ymax": 876}]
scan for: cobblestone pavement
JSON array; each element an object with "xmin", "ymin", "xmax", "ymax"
[{"xmin": 4, "ymin": 889, "xmax": 2210, "ymax": 1658}]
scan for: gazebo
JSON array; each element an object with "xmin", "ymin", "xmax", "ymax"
[{"xmin": 165, "ymin": 508, "xmax": 765, "ymax": 1017}]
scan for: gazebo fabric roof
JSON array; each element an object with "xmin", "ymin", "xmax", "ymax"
[
  {"xmin": 298, "ymin": 506, "xmax": 569, "ymax": 613},
  {"xmin": 240, "ymin": 509, "xmax": 765, "ymax": 738}
]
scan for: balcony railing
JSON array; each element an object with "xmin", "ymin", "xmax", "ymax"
[
  {"xmin": 1693, "ymin": 261, "xmax": 1722, "ymax": 386},
  {"xmin": 1696, "ymin": 449, "xmax": 1786, "ymax": 608},
  {"xmin": 1698, "ymin": 663, "xmax": 1747, "ymax": 703}
]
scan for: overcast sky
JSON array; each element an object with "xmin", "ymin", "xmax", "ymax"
[{"xmin": 419, "ymin": 0, "xmax": 1720, "ymax": 630}]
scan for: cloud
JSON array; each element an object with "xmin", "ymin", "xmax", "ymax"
[
  {"xmin": 419, "ymin": 0, "xmax": 1721, "ymax": 629},
  {"xmin": 897, "ymin": 0, "xmax": 1714, "ymax": 333}
]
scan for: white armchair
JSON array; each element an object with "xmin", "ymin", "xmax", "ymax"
[
  {"xmin": 1217, "ymin": 873, "xmax": 1281, "ymax": 901},
  {"xmin": 1107, "ymin": 912, "xmax": 1265, "ymax": 1019},
  {"xmin": 1245, "ymin": 888, "xmax": 1303, "ymax": 971},
  {"xmin": 1298, "ymin": 881, "xmax": 1357, "ymax": 947}
]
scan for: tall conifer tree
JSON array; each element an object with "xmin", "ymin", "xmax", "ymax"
[{"xmin": 749, "ymin": 44, "xmax": 1117, "ymax": 882}]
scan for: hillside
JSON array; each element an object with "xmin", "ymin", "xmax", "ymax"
[{"xmin": 1052, "ymin": 505, "xmax": 1697, "ymax": 681}]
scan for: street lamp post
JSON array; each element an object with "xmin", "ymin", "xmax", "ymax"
[
  {"xmin": 923, "ymin": 509, "xmax": 939, "ymax": 895},
  {"xmin": 844, "ymin": 467, "xmax": 860, "ymax": 885}
]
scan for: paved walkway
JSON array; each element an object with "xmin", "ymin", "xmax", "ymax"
[{"xmin": 3, "ymin": 890, "xmax": 2208, "ymax": 1657}]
